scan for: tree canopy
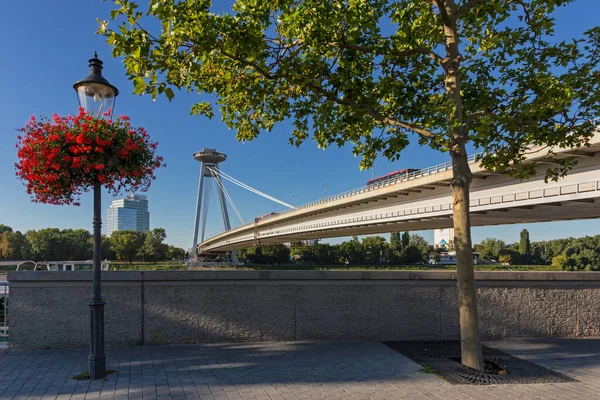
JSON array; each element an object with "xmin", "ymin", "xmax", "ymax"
[
  {"xmin": 0, "ymin": 225, "xmax": 184, "ymax": 263},
  {"xmin": 101, "ymin": 0, "xmax": 599, "ymax": 178}
]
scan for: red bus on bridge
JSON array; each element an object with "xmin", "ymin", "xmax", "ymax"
[{"xmin": 367, "ymin": 168, "xmax": 421, "ymax": 187}]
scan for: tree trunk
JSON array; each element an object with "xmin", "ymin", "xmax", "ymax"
[
  {"xmin": 451, "ymin": 149, "xmax": 484, "ymax": 371},
  {"xmin": 441, "ymin": 0, "xmax": 484, "ymax": 371}
]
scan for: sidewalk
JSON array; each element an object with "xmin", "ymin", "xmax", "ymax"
[{"xmin": 0, "ymin": 339, "xmax": 599, "ymax": 399}]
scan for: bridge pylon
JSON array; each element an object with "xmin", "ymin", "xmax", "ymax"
[{"xmin": 190, "ymin": 148, "xmax": 234, "ymax": 260}]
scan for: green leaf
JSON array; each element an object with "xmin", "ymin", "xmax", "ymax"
[
  {"xmin": 164, "ymin": 87, "xmax": 174, "ymax": 101},
  {"xmin": 132, "ymin": 77, "xmax": 146, "ymax": 95}
]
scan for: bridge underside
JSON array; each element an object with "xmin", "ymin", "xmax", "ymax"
[
  {"xmin": 204, "ymin": 198, "xmax": 600, "ymax": 251},
  {"xmin": 198, "ymin": 135, "xmax": 600, "ymax": 254}
]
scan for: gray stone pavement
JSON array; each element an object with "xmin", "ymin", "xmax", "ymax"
[{"xmin": 1, "ymin": 339, "xmax": 600, "ymax": 400}]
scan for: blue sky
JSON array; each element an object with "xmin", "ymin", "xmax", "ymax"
[{"xmin": 1, "ymin": 0, "xmax": 599, "ymax": 249}]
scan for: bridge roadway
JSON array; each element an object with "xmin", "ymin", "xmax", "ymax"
[{"xmin": 199, "ymin": 132, "xmax": 600, "ymax": 253}]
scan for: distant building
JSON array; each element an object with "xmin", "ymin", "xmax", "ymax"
[
  {"xmin": 429, "ymin": 251, "xmax": 480, "ymax": 265},
  {"xmin": 434, "ymin": 228, "xmax": 454, "ymax": 249},
  {"xmin": 106, "ymin": 194, "xmax": 150, "ymax": 236}
]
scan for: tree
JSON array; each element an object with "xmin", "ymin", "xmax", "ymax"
[
  {"xmin": 338, "ymin": 236, "xmax": 364, "ymax": 264},
  {"xmin": 362, "ymin": 236, "xmax": 388, "ymax": 264},
  {"xmin": 289, "ymin": 241, "xmax": 306, "ymax": 259},
  {"xmin": 0, "ymin": 231, "xmax": 27, "ymax": 260},
  {"xmin": 478, "ymin": 238, "xmax": 506, "ymax": 261},
  {"xmin": 140, "ymin": 228, "xmax": 167, "ymax": 262},
  {"xmin": 26, "ymin": 228, "xmax": 63, "ymax": 261},
  {"xmin": 0, "ymin": 225, "xmax": 13, "ymax": 237},
  {"xmin": 519, "ymin": 229, "xmax": 531, "ymax": 259},
  {"xmin": 110, "ymin": 231, "xmax": 144, "ymax": 264},
  {"xmin": 61, "ymin": 229, "xmax": 93, "ymax": 260},
  {"xmin": 101, "ymin": 235, "xmax": 116, "ymax": 261},
  {"xmin": 389, "ymin": 232, "xmax": 402, "ymax": 264},
  {"xmin": 401, "ymin": 232, "xmax": 410, "ymax": 251},
  {"xmin": 261, "ymin": 244, "xmax": 291, "ymax": 264},
  {"xmin": 498, "ymin": 248, "xmax": 519, "ymax": 265},
  {"xmin": 166, "ymin": 245, "xmax": 186, "ymax": 261},
  {"xmin": 102, "ymin": 0, "xmax": 600, "ymax": 371},
  {"xmin": 404, "ymin": 234, "xmax": 431, "ymax": 264}
]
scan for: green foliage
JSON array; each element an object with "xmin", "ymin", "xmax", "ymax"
[
  {"xmin": 109, "ymin": 261, "xmax": 185, "ymax": 271},
  {"xmin": 291, "ymin": 242, "xmax": 338, "ymax": 264},
  {"xmin": 390, "ymin": 232, "xmax": 401, "ymax": 252},
  {"xmin": 389, "ymin": 232, "xmax": 405, "ymax": 263},
  {"xmin": 60, "ymin": 229, "xmax": 93, "ymax": 261},
  {"xmin": 239, "ymin": 244, "xmax": 290, "ymax": 264},
  {"xmin": 101, "ymin": 0, "xmax": 599, "ymax": 177},
  {"xmin": 551, "ymin": 254, "xmax": 570, "ymax": 270},
  {"xmin": 338, "ymin": 236, "xmax": 364, "ymax": 264},
  {"xmin": 477, "ymin": 238, "xmax": 506, "ymax": 261},
  {"xmin": 420, "ymin": 363, "xmax": 438, "ymax": 375},
  {"xmin": 476, "ymin": 233, "xmax": 600, "ymax": 269},
  {"xmin": 26, "ymin": 228, "xmax": 63, "ymax": 260},
  {"xmin": 166, "ymin": 245, "xmax": 186, "ymax": 260},
  {"xmin": 110, "ymin": 230, "xmax": 145, "ymax": 264},
  {"xmin": 388, "ymin": 231, "xmax": 429, "ymax": 264},
  {"xmin": 72, "ymin": 369, "xmax": 115, "ymax": 381},
  {"xmin": 0, "ymin": 224, "xmax": 184, "ymax": 265},
  {"xmin": 72, "ymin": 371, "xmax": 90, "ymax": 380},
  {"xmin": 362, "ymin": 235, "xmax": 388, "ymax": 264},
  {"xmin": 0, "ymin": 231, "xmax": 28, "ymax": 260},
  {"xmin": 139, "ymin": 228, "xmax": 168, "ymax": 263},
  {"xmin": 401, "ymin": 232, "xmax": 410, "ymax": 250},
  {"xmin": 407, "ymin": 234, "xmax": 431, "ymax": 263},
  {"xmin": 0, "ymin": 225, "xmax": 13, "ymax": 236},
  {"xmin": 498, "ymin": 248, "xmax": 517, "ymax": 265},
  {"xmin": 519, "ymin": 229, "xmax": 531, "ymax": 260},
  {"xmin": 241, "ymin": 234, "xmax": 431, "ymax": 266}
]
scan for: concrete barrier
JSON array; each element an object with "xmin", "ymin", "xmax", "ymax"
[{"xmin": 7, "ymin": 270, "xmax": 600, "ymax": 348}]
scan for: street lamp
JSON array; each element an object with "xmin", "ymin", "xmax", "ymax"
[
  {"xmin": 291, "ymin": 194, "xmax": 299, "ymax": 207},
  {"xmin": 74, "ymin": 52, "xmax": 119, "ymax": 117},
  {"xmin": 371, "ymin": 164, "xmax": 379, "ymax": 180},
  {"xmin": 321, "ymin": 182, "xmax": 330, "ymax": 199},
  {"xmin": 73, "ymin": 52, "xmax": 119, "ymax": 380}
]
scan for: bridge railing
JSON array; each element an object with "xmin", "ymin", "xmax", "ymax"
[{"xmin": 259, "ymin": 152, "xmax": 484, "ymax": 221}]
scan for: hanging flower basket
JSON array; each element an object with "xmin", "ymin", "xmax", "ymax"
[{"xmin": 15, "ymin": 108, "xmax": 164, "ymax": 205}]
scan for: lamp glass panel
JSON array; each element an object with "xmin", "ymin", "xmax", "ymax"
[{"xmin": 76, "ymin": 84, "xmax": 116, "ymax": 117}]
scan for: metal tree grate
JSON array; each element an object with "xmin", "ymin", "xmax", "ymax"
[{"xmin": 383, "ymin": 341, "xmax": 578, "ymax": 385}]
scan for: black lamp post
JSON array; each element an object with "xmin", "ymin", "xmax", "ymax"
[{"xmin": 73, "ymin": 53, "xmax": 119, "ymax": 380}]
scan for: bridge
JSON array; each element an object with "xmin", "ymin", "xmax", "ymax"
[{"xmin": 197, "ymin": 131, "xmax": 600, "ymax": 254}]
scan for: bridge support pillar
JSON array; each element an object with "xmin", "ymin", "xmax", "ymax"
[{"xmin": 190, "ymin": 149, "xmax": 234, "ymax": 261}]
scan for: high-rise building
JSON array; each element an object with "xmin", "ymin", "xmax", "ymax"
[
  {"xmin": 106, "ymin": 194, "xmax": 150, "ymax": 236},
  {"xmin": 434, "ymin": 228, "xmax": 454, "ymax": 249}
]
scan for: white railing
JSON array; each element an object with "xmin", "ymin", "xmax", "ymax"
[
  {"xmin": 258, "ymin": 152, "xmax": 484, "ymax": 221},
  {"xmin": 0, "ymin": 282, "xmax": 7, "ymax": 344}
]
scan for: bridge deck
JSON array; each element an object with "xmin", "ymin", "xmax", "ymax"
[{"xmin": 200, "ymin": 132, "xmax": 600, "ymax": 253}]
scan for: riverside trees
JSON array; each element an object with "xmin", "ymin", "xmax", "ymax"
[{"xmin": 0, "ymin": 225, "xmax": 184, "ymax": 263}]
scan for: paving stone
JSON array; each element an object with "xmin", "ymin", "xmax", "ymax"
[{"xmin": 1, "ymin": 340, "xmax": 600, "ymax": 399}]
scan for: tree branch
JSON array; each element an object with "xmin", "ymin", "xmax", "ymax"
[
  {"xmin": 215, "ymin": 43, "xmax": 436, "ymax": 140},
  {"xmin": 306, "ymin": 83, "xmax": 436, "ymax": 139},
  {"xmin": 456, "ymin": 0, "xmax": 488, "ymax": 17},
  {"xmin": 327, "ymin": 41, "xmax": 444, "ymax": 65},
  {"xmin": 465, "ymin": 111, "xmax": 495, "ymax": 126}
]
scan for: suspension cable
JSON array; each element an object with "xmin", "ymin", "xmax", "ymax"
[
  {"xmin": 213, "ymin": 171, "xmax": 246, "ymax": 225},
  {"xmin": 212, "ymin": 178, "xmax": 225, "ymax": 232},
  {"xmin": 209, "ymin": 166, "xmax": 295, "ymax": 209}
]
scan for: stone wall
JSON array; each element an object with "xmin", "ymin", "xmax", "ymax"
[{"xmin": 7, "ymin": 270, "xmax": 600, "ymax": 349}]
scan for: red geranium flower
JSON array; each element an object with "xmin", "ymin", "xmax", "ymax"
[{"xmin": 15, "ymin": 107, "xmax": 164, "ymax": 205}]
